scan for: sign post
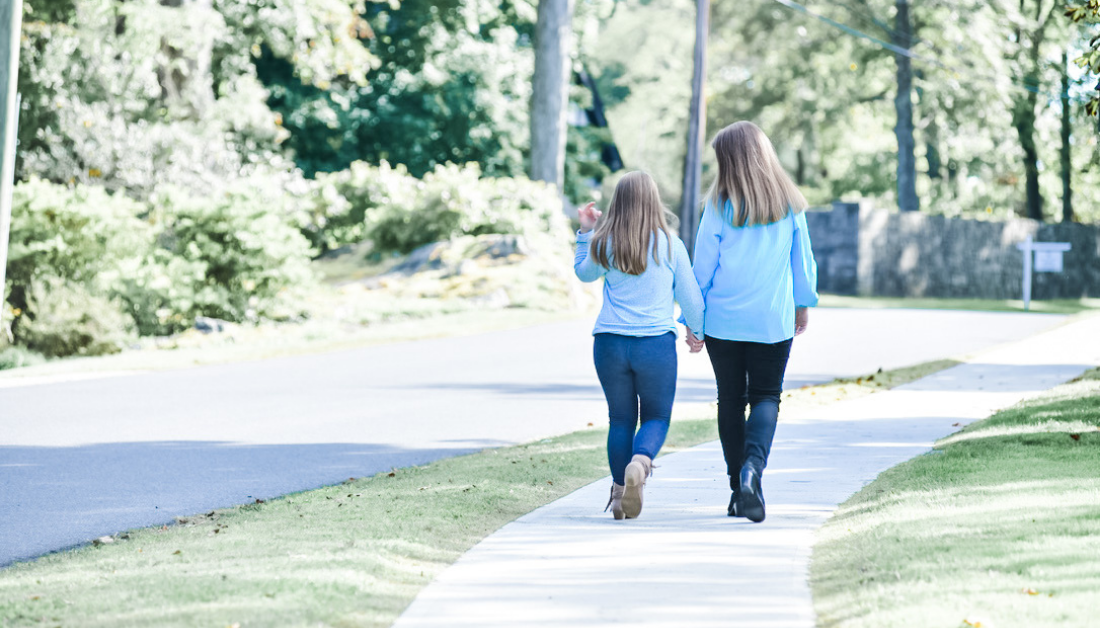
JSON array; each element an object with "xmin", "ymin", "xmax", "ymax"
[{"xmin": 1016, "ymin": 236, "xmax": 1072, "ymax": 311}]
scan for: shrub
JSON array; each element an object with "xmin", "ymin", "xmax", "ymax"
[
  {"xmin": 298, "ymin": 161, "xmax": 418, "ymax": 254},
  {"xmin": 15, "ymin": 278, "xmax": 136, "ymax": 357},
  {"xmin": 0, "ymin": 345, "xmax": 47, "ymax": 371},
  {"xmin": 152, "ymin": 184, "xmax": 315, "ymax": 323},
  {"xmin": 5, "ymin": 178, "xmax": 149, "ymax": 354},
  {"xmin": 365, "ymin": 163, "xmax": 569, "ymax": 254}
]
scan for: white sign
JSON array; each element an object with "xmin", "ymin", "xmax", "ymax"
[
  {"xmin": 1015, "ymin": 237, "xmax": 1072, "ymax": 310},
  {"xmin": 1034, "ymin": 250, "xmax": 1064, "ymax": 273}
]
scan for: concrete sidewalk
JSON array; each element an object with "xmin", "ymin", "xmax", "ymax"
[{"xmin": 393, "ymin": 316, "xmax": 1100, "ymax": 628}]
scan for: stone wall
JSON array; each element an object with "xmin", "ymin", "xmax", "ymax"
[{"xmin": 804, "ymin": 202, "xmax": 1100, "ymax": 300}]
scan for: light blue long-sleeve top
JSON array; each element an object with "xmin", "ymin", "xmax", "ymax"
[
  {"xmin": 574, "ymin": 229, "xmax": 705, "ymax": 338},
  {"xmin": 691, "ymin": 199, "xmax": 819, "ymax": 344}
]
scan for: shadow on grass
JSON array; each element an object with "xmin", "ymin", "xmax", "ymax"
[
  {"xmin": 810, "ymin": 368, "xmax": 1100, "ymax": 628},
  {"xmin": 0, "ymin": 441, "xmax": 487, "ymax": 567}
]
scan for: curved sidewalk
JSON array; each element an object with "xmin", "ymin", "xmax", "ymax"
[{"xmin": 394, "ymin": 316, "xmax": 1100, "ymax": 628}]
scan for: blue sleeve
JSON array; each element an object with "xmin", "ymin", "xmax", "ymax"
[
  {"xmin": 791, "ymin": 211, "xmax": 819, "ymax": 307},
  {"xmin": 574, "ymin": 230, "xmax": 607, "ymax": 283},
  {"xmin": 692, "ymin": 200, "xmax": 721, "ymax": 302},
  {"xmin": 671, "ymin": 236, "xmax": 705, "ymax": 339}
]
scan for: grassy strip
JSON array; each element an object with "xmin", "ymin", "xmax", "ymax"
[
  {"xmin": 810, "ymin": 368, "xmax": 1100, "ymax": 628},
  {"xmin": 0, "ymin": 360, "xmax": 954, "ymax": 628},
  {"xmin": 817, "ymin": 294, "xmax": 1100, "ymax": 315}
]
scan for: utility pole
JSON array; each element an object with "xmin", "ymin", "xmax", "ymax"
[
  {"xmin": 0, "ymin": 0, "xmax": 23, "ymax": 334},
  {"xmin": 680, "ymin": 0, "xmax": 709, "ymax": 254}
]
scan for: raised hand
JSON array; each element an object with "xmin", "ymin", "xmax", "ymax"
[{"xmin": 578, "ymin": 202, "xmax": 602, "ymax": 232}]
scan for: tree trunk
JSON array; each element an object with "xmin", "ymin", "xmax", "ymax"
[
  {"xmin": 530, "ymin": 0, "xmax": 575, "ymax": 192},
  {"xmin": 893, "ymin": 0, "xmax": 919, "ymax": 212},
  {"xmin": 680, "ymin": 0, "xmax": 709, "ymax": 253},
  {"xmin": 157, "ymin": 0, "xmax": 215, "ymax": 119},
  {"xmin": 1060, "ymin": 50, "xmax": 1074, "ymax": 223}
]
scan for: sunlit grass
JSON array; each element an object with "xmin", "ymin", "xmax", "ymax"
[
  {"xmin": 818, "ymin": 294, "xmax": 1100, "ymax": 315},
  {"xmin": 0, "ymin": 360, "xmax": 952, "ymax": 627},
  {"xmin": 811, "ymin": 369, "xmax": 1100, "ymax": 628}
]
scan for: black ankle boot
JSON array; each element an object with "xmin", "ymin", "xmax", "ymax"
[
  {"xmin": 738, "ymin": 464, "xmax": 765, "ymax": 523},
  {"xmin": 728, "ymin": 490, "xmax": 742, "ymax": 517}
]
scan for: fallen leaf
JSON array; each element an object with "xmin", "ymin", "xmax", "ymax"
[
  {"xmin": 586, "ymin": 422, "xmax": 594, "ymax": 427},
  {"xmin": 1070, "ymin": 434, "xmax": 1080, "ymax": 441},
  {"xmin": 173, "ymin": 550, "xmax": 182, "ymax": 555},
  {"xmin": 254, "ymin": 499, "xmax": 265, "ymax": 504},
  {"xmin": 387, "ymin": 471, "xmax": 396, "ymax": 477},
  {"xmin": 953, "ymin": 423, "xmax": 962, "ymax": 427},
  {"xmin": 1022, "ymin": 588, "xmax": 1040, "ymax": 595},
  {"xmin": 547, "ymin": 481, "xmax": 553, "ymax": 485}
]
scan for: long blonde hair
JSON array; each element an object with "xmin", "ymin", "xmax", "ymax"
[
  {"xmin": 592, "ymin": 171, "xmax": 672, "ymax": 275},
  {"xmin": 707, "ymin": 121, "xmax": 807, "ymax": 227}
]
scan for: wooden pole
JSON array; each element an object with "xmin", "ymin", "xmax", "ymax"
[
  {"xmin": 0, "ymin": 0, "xmax": 23, "ymax": 333},
  {"xmin": 680, "ymin": 0, "xmax": 709, "ymax": 254}
]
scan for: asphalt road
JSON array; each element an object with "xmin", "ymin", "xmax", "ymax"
[{"xmin": 0, "ymin": 308, "xmax": 1065, "ymax": 566}]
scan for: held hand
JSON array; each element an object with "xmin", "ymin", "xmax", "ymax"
[
  {"xmin": 685, "ymin": 328, "xmax": 705, "ymax": 353},
  {"xmin": 578, "ymin": 202, "xmax": 602, "ymax": 232},
  {"xmin": 795, "ymin": 307, "xmax": 809, "ymax": 336}
]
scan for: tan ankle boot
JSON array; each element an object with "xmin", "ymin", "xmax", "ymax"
[
  {"xmin": 622, "ymin": 454, "xmax": 653, "ymax": 519},
  {"xmin": 604, "ymin": 482, "xmax": 626, "ymax": 520}
]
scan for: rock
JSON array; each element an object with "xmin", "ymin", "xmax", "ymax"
[
  {"xmin": 471, "ymin": 288, "xmax": 511, "ymax": 309},
  {"xmin": 194, "ymin": 317, "xmax": 231, "ymax": 334}
]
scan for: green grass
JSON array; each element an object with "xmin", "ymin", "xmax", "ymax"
[
  {"xmin": 811, "ymin": 368, "xmax": 1100, "ymax": 628},
  {"xmin": 0, "ymin": 360, "xmax": 954, "ymax": 628},
  {"xmin": 818, "ymin": 294, "xmax": 1100, "ymax": 315}
]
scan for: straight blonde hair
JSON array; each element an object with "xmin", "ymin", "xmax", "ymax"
[
  {"xmin": 707, "ymin": 121, "xmax": 807, "ymax": 227},
  {"xmin": 592, "ymin": 171, "xmax": 672, "ymax": 276}
]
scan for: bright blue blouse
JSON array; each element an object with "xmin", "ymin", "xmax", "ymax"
[
  {"xmin": 691, "ymin": 199, "xmax": 819, "ymax": 343},
  {"xmin": 574, "ymin": 230, "xmax": 705, "ymax": 338}
]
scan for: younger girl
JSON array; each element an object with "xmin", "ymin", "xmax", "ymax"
[
  {"xmin": 687, "ymin": 121, "xmax": 819, "ymax": 523},
  {"xmin": 574, "ymin": 171, "xmax": 704, "ymax": 520}
]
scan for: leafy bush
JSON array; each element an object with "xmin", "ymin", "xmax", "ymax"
[
  {"xmin": 153, "ymin": 184, "xmax": 315, "ymax": 323},
  {"xmin": 16, "ymin": 278, "xmax": 136, "ymax": 358},
  {"xmin": 4, "ymin": 178, "xmax": 151, "ymax": 353},
  {"xmin": 364, "ymin": 163, "xmax": 570, "ymax": 254},
  {"xmin": 296, "ymin": 161, "xmax": 418, "ymax": 254},
  {"xmin": 0, "ymin": 345, "xmax": 47, "ymax": 371}
]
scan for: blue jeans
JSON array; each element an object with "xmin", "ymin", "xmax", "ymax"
[
  {"xmin": 593, "ymin": 332, "xmax": 677, "ymax": 485},
  {"xmin": 704, "ymin": 336, "xmax": 792, "ymax": 481}
]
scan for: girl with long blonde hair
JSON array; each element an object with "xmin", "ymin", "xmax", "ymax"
[
  {"xmin": 686, "ymin": 121, "xmax": 819, "ymax": 523},
  {"xmin": 574, "ymin": 171, "xmax": 704, "ymax": 520}
]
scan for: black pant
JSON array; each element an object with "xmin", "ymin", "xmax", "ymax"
[{"xmin": 704, "ymin": 336, "xmax": 793, "ymax": 481}]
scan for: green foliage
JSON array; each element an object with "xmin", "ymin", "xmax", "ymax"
[
  {"xmin": 1066, "ymin": 1, "xmax": 1100, "ymax": 117},
  {"xmin": 16, "ymin": 278, "xmax": 137, "ymax": 358},
  {"xmin": 152, "ymin": 185, "xmax": 316, "ymax": 324},
  {"xmin": 258, "ymin": 0, "xmax": 534, "ymax": 180},
  {"xmin": 4, "ymin": 178, "xmax": 152, "ymax": 351},
  {"xmin": 298, "ymin": 161, "xmax": 419, "ymax": 254},
  {"xmin": 361, "ymin": 163, "xmax": 568, "ymax": 255},
  {"xmin": 0, "ymin": 345, "xmax": 48, "ymax": 371}
]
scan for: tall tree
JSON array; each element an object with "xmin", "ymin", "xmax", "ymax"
[
  {"xmin": 1010, "ymin": 0, "xmax": 1057, "ymax": 221},
  {"xmin": 531, "ymin": 0, "xmax": 576, "ymax": 191},
  {"xmin": 894, "ymin": 0, "xmax": 919, "ymax": 212}
]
